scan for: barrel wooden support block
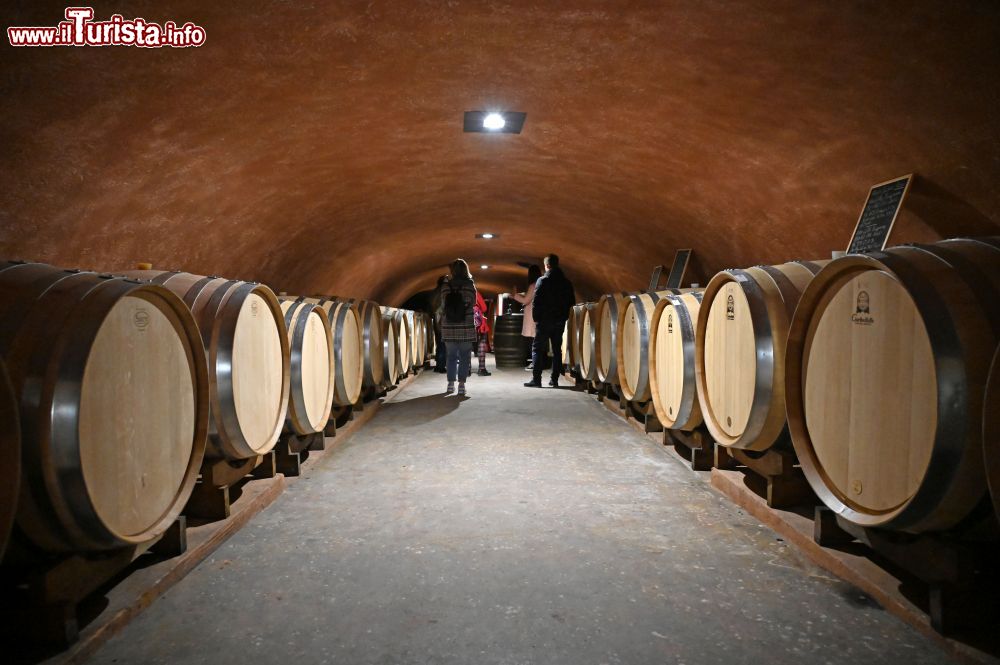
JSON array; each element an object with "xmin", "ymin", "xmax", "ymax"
[
  {"xmin": 278, "ymin": 300, "xmax": 335, "ymax": 435},
  {"xmin": 649, "ymin": 292, "xmax": 704, "ymax": 431},
  {"xmin": 128, "ymin": 271, "xmax": 291, "ymax": 462},
  {"xmin": 786, "ymin": 240, "xmax": 999, "ymax": 533},
  {"xmin": 695, "ymin": 261, "xmax": 825, "ymax": 452},
  {"xmin": 0, "ymin": 357, "xmax": 20, "ymax": 560},
  {"xmin": 0, "ymin": 263, "xmax": 210, "ymax": 552}
]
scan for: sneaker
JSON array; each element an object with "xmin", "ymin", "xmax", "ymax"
[
  {"xmin": 477, "ymin": 369, "xmax": 491, "ymax": 376},
  {"xmin": 445, "ymin": 382, "xmax": 455, "ymax": 394},
  {"xmin": 523, "ymin": 380, "xmax": 542, "ymax": 388},
  {"xmin": 548, "ymin": 378, "xmax": 559, "ymax": 388},
  {"xmin": 457, "ymin": 383, "xmax": 467, "ymax": 396}
]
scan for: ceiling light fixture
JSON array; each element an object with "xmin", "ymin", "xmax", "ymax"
[
  {"xmin": 477, "ymin": 233, "xmax": 496, "ymax": 239},
  {"xmin": 480, "ymin": 265, "xmax": 490, "ymax": 270},
  {"xmin": 483, "ymin": 113, "xmax": 505, "ymax": 130}
]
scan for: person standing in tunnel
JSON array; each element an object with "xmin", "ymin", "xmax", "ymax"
[
  {"xmin": 442, "ymin": 259, "xmax": 479, "ymax": 396},
  {"xmin": 431, "ymin": 274, "xmax": 449, "ymax": 373},
  {"xmin": 511, "ymin": 264, "xmax": 541, "ymax": 371},
  {"xmin": 524, "ymin": 254, "xmax": 575, "ymax": 388}
]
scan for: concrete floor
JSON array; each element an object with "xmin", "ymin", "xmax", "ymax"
[{"xmin": 92, "ymin": 359, "xmax": 952, "ymax": 665}]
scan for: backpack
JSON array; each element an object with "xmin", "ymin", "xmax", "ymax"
[{"xmin": 444, "ymin": 285, "xmax": 466, "ymax": 324}]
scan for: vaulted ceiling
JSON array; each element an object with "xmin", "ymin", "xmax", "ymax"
[{"xmin": 2, "ymin": 1, "xmax": 998, "ymax": 305}]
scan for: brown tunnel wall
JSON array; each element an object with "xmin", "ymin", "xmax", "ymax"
[{"xmin": 1, "ymin": 1, "xmax": 999, "ymax": 305}]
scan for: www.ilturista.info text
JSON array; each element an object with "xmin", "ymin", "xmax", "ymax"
[{"xmin": 8, "ymin": 7, "xmax": 206, "ymax": 48}]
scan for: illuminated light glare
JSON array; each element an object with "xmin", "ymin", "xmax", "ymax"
[
  {"xmin": 481, "ymin": 233, "xmax": 494, "ymax": 239},
  {"xmin": 480, "ymin": 265, "xmax": 490, "ymax": 270},
  {"xmin": 483, "ymin": 113, "xmax": 505, "ymax": 130}
]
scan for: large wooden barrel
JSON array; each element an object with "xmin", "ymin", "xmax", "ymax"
[
  {"xmin": 129, "ymin": 270, "xmax": 289, "ymax": 459},
  {"xmin": 380, "ymin": 308, "xmax": 400, "ymax": 387},
  {"xmin": 786, "ymin": 240, "xmax": 999, "ymax": 532},
  {"xmin": 986, "ymin": 346, "xmax": 1000, "ymax": 520},
  {"xmin": 578, "ymin": 304, "xmax": 599, "ymax": 382},
  {"xmin": 350, "ymin": 299, "xmax": 385, "ymax": 389},
  {"xmin": 595, "ymin": 293, "xmax": 631, "ymax": 385},
  {"xmin": 618, "ymin": 290, "xmax": 683, "ymax": 401},
  {"xmin": 278, "ymin": 300, "xmax": 334, "ymax": 435},
  {"xmin": 0, "ymin": 357, "xmax": 20, "ymax": 559},
  {"xmin": 494, "ymin": 314, "xmax": 526, "ymax": 368},
  {"xmin": 302, "ymin": 297, "xmax": 364, "ymax": 406},
  {"xmin": 695, "ymin": 261, "xmax": 825, "ymax": 451},
  {"xmin": 0, "ymin": 263, "xmax": 209, "ymax": 551},
  {"xmin": 390, "ymin": 308, "xmax": 412, "ymax": 375},
  {"xmin": 649, "ymin": 292, "xmax": 704, "ymax": 431},
  {"xmin": 564, "ymin": 305, "xmax": 582, "ymax": 374}
]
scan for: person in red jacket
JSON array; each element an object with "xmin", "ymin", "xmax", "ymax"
[{"xmin": 474, "ymin": 290, "xmax": 492, "ymax": 376}]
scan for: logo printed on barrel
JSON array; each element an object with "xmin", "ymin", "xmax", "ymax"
[
  {"xmin": 250, "ymin": 299, "xmax": 260, "ymax": 317},
  {"xmin": 851, "ymin": 290, "xmax": 874, "ymax": 326},
  {"xmin": 667, "ymin": 313, "xmax": 674, "ymax": 334},
  {"xmin": 133, "ymin": 308, "xmax": 150, "ymax": 331},
  {"xmin": 726, "ymin": 294, "xmax": 735, "ymax": 321}
]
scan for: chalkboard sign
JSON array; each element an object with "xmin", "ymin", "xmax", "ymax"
[
  {"xmin": 846, "ymin": 175, "xmax": 912, "ymax": 254},
  {"xmin": 665, "ymin": 249, "xmax": 692, "ymax": 288}
]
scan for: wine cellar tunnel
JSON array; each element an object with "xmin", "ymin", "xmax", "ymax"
[{"xmin": 1, "ymin": 1, "xmax": 1000, "ymax": 664}]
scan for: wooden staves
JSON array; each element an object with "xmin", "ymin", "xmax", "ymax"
[
  {"xmin": 129, "ymin": 270, "xmax": 290, "ymax": 461},
  {"xmin": 578, "ymin": 304, "xmax": 599, "ymax": 382},
  {"xmin": 300, "ymin": 297, "xmax": 364, "ymax": 406},
  {"xmin": 695, "ymin": 261, "xmax": 826, "ymax": 452},
  {"xmin": 785, "ymin": 238, "xmax": 999, "ymax": 532},
  {"xmin": 594, "ymin": 293, "xmax": 631, "ymax": 385},
  {"xmin": 618, "ymin": 289, "xmax": 685, "ymax": 402},
  {"xmin": 0, "ymin": 357, "xmax": 18, "ymax": 560},
  {"xmin": 278, "ymin": 300, "xmax": 334, "ymax": 435},
  {"xmin": 0, "ymin": 263, "xmax": 209, "ymax": 551},
  {"xmin": 648, "ymin": 291, "xmax": 704, "ymax": 431},
  {"xmin": 380, "ymin": 307, "xmax": 400, "ymax": 387}
]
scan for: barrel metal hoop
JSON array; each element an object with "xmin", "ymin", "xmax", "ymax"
[
  {"xmin": 730, "ymin": 269, "xmax": 775, "ymax": 445},
  {"xmin": 667, "ymin": 295, "xmax": 699, "ymax": 428}
]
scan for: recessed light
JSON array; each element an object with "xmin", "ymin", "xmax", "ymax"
[
  {"xmin": 480, "ymin": 265, "xmax": 490, "ymax": 270},
  {"xmin": 463, "ymin": 111, "xmax": 527, "ymax": 134},
  {"xmin": 476, "ymin": 233, "xmax": 497, "ymax": 240},
  {"xmin": 483, "ymin": 113, "xmax": 505, "ymax": 130}
]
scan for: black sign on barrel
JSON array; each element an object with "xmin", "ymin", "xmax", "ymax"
[{"xmin": 847, "ymin": 175, "xmax": 913, "ymax": 254}]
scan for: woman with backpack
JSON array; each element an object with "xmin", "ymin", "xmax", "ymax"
[{"xmin": 441, "ymin": 258, "xmax": 478, "ymax": 396}]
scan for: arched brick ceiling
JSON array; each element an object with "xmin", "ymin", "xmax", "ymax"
[{"xmin": 2, "ymin": 1, "xmax": 998, "ymax": 306}]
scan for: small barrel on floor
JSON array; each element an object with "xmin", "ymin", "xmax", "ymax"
[{"xmin": 494, "ymin": 314, "xmax": 527, "ymax": 368}]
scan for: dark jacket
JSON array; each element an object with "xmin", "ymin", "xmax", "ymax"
[
  {"xmin": 441, "ymin": 277, "xmax": 478, "ymax": 343},
  {"xmin": 532, "ymin": 266, "xmax": 575, "ymax": 327}
]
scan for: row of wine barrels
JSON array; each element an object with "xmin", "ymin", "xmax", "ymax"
[
  {"xmin": 278, "ymin": 300, "xmax": 334, "ymax": 435},
  {"xmin": 786, "ymin": 239, "xmax": 1000, "ymax": 532},
  {"xmin": 595, "ymin": 292, "xmax": 631, "ymax": 385},
  {"xmin": 618, "ymin": 289, "xmax": 688, "ymax": 402},
  {"xmin": 494, "ymin": 314, "xmax": 527, "ymax": 368},
  {"xmin": 648, "ymin": 291, "xmax": 704, "ymax": 431},
  {"xmin": 130, "ymin": 270, "xmax": 290, "ymax": 460},
  {"xmin": 0, "ymin": 263, "xmax": 209, "ymax": 552},
  {"xmin": 578, "ymin": 304, "xmax": 599, "ymax": 382},
  {"xmin": 301, "ymin": 297, "xmax": 364, "ymax": 406},
  {"xmin": 0, "ymin": 357, "xmax": 19, "ymax": 559},
  {"xmin": 695, "ymin": 260, "xmax": 827, "ymax": 452}
]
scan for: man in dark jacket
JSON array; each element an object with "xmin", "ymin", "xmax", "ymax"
[{"xmin": 525, "ymin": 253, "xmax": 575, "ymax": 388}]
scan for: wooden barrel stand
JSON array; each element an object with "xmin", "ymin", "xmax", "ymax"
[
  {"xmin": 663, "ymin": 426, "xmax": 714, "ymax": 472},
  {"xmin": 714, "ymin": 442, "xmax": 817, "ymax": 509},
  {"xmin": 183, "ymin": 453, "xmax": 277, "ymax": 521}
]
